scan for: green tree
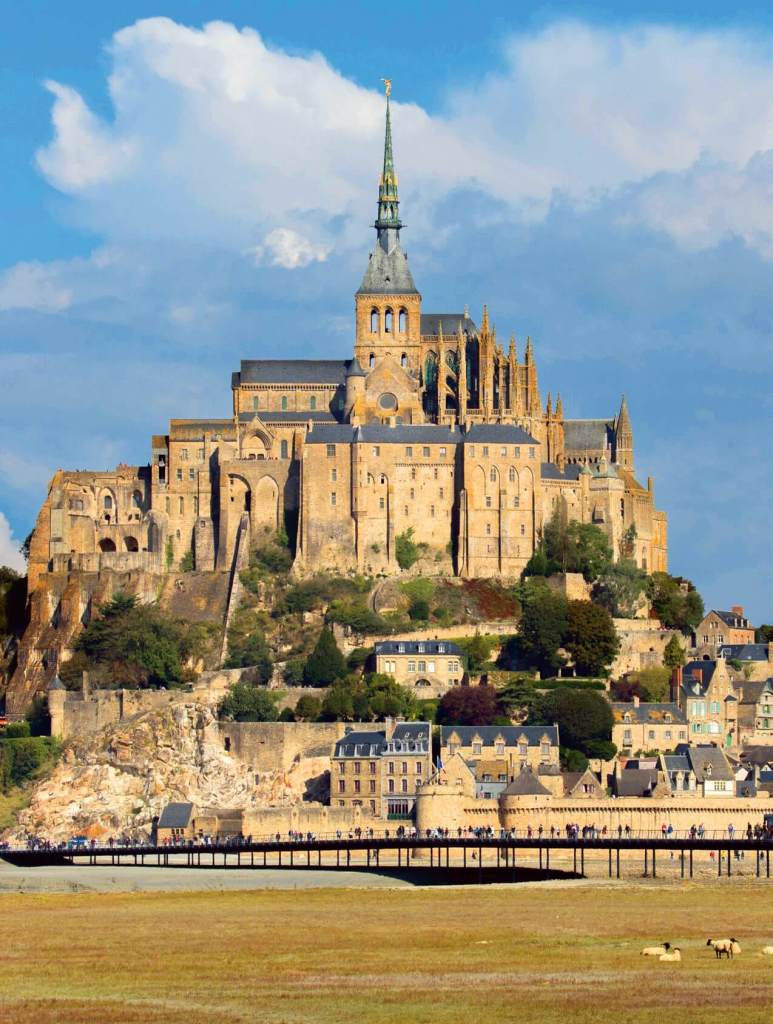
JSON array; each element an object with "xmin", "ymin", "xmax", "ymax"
[
  {"xmin": 563, "ymin": 600, "xmax": 619, "ymax": 678},
  {"xmin": 0, "ymin": 566, "xmax": 26, "ymax": 641},
  {"xmin": 303, "ymin": 628, "xmax": 347, "ymax": 686},
  {"xmin": 319, "ymin": 681, "xmax": 358, "ymax": 721},
  {"xmin": 647, "ymin": 572, "xmax": 704, "ymax": 632},
  {"xmin": 346, "ymin": 646, "xmax": 373, "ymax": 673},
  {"xmin": 294, "ymin": 693, "xmax": 323, "ymax": 721},
  {"xmin": 219, "ymin": 683, "xmax": 278, "ymax": 722},
  {"xmin": 75, "ymin": 593, "xmax": 190, "ymax": 688},
  {"xmin": 395, "ymin": 528, "xmax": 420, "ymax": 571},
  {"xmin": 663, "ymin": 633, "xmax": 686, "ymax": 670},
  {"xmin": 283, "ymin": 657, "xmax": 306, "ymax": 686},
  {"xmin": 365, "ymin": 673, "xmax": 417, "ymax": 720},
  {"xmin": 436, "ymin": 686, "xmax": 502, "ymax": 726},
  {"xmin": 278, "ymin": 707, "xmax": 296, "ymax": 722},
  {"xmin": 529, "ymin": 688, "xmax": 614, "ymax": 758},
  {"xmin": 541, "ymin": 501, "xmax": 613, "ymax": 581},
  {"xmin": 458, "ymin": 634, "xmax": 494, "ymax": 673},
  {"xmin": 518, "ymin": 581, "xmax": 569, "ymax": 676},
  {"xmin": 408, "ymin": 598, "xmax": 430, "ymax": 621},
  {"xmin": 561, "ymin": 747, "xmax": 589, "ymax": 772},
  {"xmin": 522, "ymin": 543, "xmax": 555, "ymax": 578},
  {"xmin": 224, "ymin": 629, "xmax": 273, "ymax": 683},
  {"xmin": 593, "ymin": 558, "xmax": 648, "ymax": 618},
  {"xmin": 756, "ymin": 625, "xmax": 773, "ymax": 644},
  {"xmin": 179, "ymin": 549, "xmax": 194, "ymax": 572}
]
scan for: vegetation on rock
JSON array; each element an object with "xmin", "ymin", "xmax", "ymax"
[
  {"xmin": 218, "ymin": 682, "xmax": 278, "ymax": 722},
  {"xmin": 646, "ymin": 572, "xmax": 704, "ymax": 632}
]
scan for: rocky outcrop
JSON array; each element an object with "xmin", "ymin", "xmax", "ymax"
[{"xmin": 3, "ymin": 702, "xmax": 325, "ymax": 844}]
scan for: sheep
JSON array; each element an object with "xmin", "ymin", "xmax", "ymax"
[
  {"xmin": 641, "ymin": 943, "xmax": 671, "ymax": 956},
  {"xmin": 761, "ymin": 947, "xmax": 773, "ymax": 955},
  {"xmin": 659, "ymin": 948, "xmax": 682, "ymax": 962},
  {"xmin": 706, "ymin": 938, "xmax": 737, "ymax": 959}
]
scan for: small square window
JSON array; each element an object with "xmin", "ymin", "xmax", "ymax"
[
  {"xmin": 514, "ymin": 446, "xmax": 521, "ymax": 458},
  {"xmin": 405, "ymin": 446, "xmax": 413, "ymax": 457},
  {"xmin": 439, "ymin": 447, "xmax": 446, "ymax": 457},
  {"xmin": 176, "ymin": 468, "xmax": 183, "ymax": 481},
  {"xmin": 500, "ymin": 446, "xmax": 507, "ymax": 456},
  {"xmin": 331, "ymin": 492, "xmax": 337, "ymax": 506},
  {"xmin": 423, "ymin": 446, "xmax": 430, "ymax": 457},
  {"xmin": 483, "ymin": 446, "xmax": 489, "ymax": 457},
  {"xmin": 373, "ymin": 446, "xmax": 380, "ymax": 457},
  {"xmin": 326, "ymin": 444, "xmax": 336, "ymax": 457}
]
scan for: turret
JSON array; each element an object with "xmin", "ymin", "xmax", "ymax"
[
  {"xmin": 614, "ymin": 394, "xmax": 634, "ymax": 470},
  {"xmin": 344, "ymin": 357, "xmax": 367, "ymax": 420}
]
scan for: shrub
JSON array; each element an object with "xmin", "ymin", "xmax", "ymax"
[
  {"xmin": 326, "ymin": 599, "xmax": 386, "ymax": 634},
  {"xmin": 3, "ymin": 721, "xmax": 30, "ymax": 739},
  {"xmin": 294, "ymin": 694, "xmax": 323, "ymax": 721},
  {"xmin": 224, "ymin": 628, "xmax": 273, "ymax": 683},
  {"xmin": 529, "ymin": 688, "xmax": 613, "ymax": 757},
  {"xmin": 180, "ymin": 549, "xmax": 195, "ymax": 573},
  {"xmin": 663, "ymin": 634, "xmax": 686, "ymax": 669},
  {"xmin": 396, "ymin": 528, "xmax": 420, "ymax": 571},
  {"xmin": 647, "ymin": 572, "xmax": 704, "ymax": 632},
  {"xmin": 436, "ymin": 686, "xmax": 502, "ymax": 726},
  {"xmin": 593, "ymin": 559, "xmax": 648, "ymax": 618},
  {"xmin": 408, "ymin": 598, "xmax": 430, "ymax": 621},
  {"xmin": 218, "ymin": 683, "xmax": 278, "ymax": 722},
  {"xmin": 346, "ymin": 646, "xmax": 373, "ymax": 672},
  {"xmin": 364, "ymin": 673, "xmax": 417, "ymax": 721},
  {"xmin": 303, "ymin": 628, "xmax": 347, "ymax": 686},
  {"xmin": 278, "ymin": 707, "xmax": 296, "ymax": 722}
]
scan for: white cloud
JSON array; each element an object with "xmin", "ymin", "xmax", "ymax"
[
  {"xmin": 0, "ymin": 261, "xmax": 73, "ymax": 311},
  {"xmin": 251, "ymin": 228, "xmax": 330, "ymax": 269},
  {"xmin": 30, "ymin": 17, "xmax": 773, "ymax": 257},
  {"xmin": 0, "ymin": 512, "xmax": 26, "ymax": 573}
]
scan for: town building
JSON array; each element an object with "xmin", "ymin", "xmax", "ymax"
[
  {"xmin": 673, "ymin": 659, "xmax": 738, "ymax": 749},
  {"xmin": 694, "ymin": 607, "xmax": 755, "ymax": 655},
  {"xmin": 736, "ymin": 678, "xmax": 773, "ymax": 745},
  {"xmin": 374, "ymin": 639, "xmax": 465, "ymax": 697},
  {"xmin": 331, "ymin": 719, "xmax": 431, "ymax": 819},
  {"xmin": 660, "ymin": 745, "xmax": 735, "ymax": 797},
  {"xmin": 611, "ymin": 696, "xmax": 688, "ymax": 755},
  {"xmin": 717, "ymin": 643, "xmax": 773, "ymax": 681},
  {"xmin": 439, "ymin": 724, "xmax": 560, "ymax": 776}
]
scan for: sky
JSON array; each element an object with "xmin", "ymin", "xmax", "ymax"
[{"xmin": 1, "ymin": 1, "xmax": 772, "ymax": 621}]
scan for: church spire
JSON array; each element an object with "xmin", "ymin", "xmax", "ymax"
[{"xmin": 375, "ymin": 80, "xmax": 401, "ymax": 253}]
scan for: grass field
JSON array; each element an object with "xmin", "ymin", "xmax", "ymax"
[{"xmin": 1, "ymin": 880, "xmax": 773, "ymax": 1023}]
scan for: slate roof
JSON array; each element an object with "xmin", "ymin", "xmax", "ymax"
[
  {"xmin": 334, "ymin": 730, "xmax": 386, "ymax": 758},
  {"xmin": 464, "ymin": 423, "xmax": 538, "ymax": 445},
  {"xmin": 375, "ymin": 639, "xmax": 463, "ymax": 656},
  {"xmin": 237, "ymin": 360, "xmax": 351, "ymax": 385},
  {"xmin": 736, "ymin": 680, "xmax": 773, "ymax": 706},
  {"xmin": 719, "ymin": 644, "xmax": 769, "ymax": 662},
  {"xmin": 663, "ymin": 754, "xmax": 691, "ymax": 773},
  {"xmin": 614, "ymin": 769, "xmax": 659, "ymax": 797},
  {"xmin": 157, "ymin": 802, "xmax": 194, "ymax": 829},
  {"xmin": 738, "ymin": 745, "xmax": 773, "ymax": 767},
  {"xmin": 682, "ymin": 661, "xmax": 716, "ymax": 695},
  {"xmin": 563, "ymin": 418, "xmax": 615, "ymax": 452},
  {"xmin": 562, "ymin": 769, "xmax": 602, "ymax": 796},
  {"xmin": 684, "ymin": 745, "xmax": 733, "ymax": 782},
  {"xmin": 420, "ymin": 313, "xmax": 479, "ymax": 337},
  {"xmin": 391, "ymin": 723, "xmax": 431, "ymax": 746},
  {"xmin": 612, "ymin": 702, "xmax": 687, "ymax": 724},
  {"xmin": 440, "ymin": 725, "xmax": 559, "ymax": 747},
  {"xmin": 714, "ymin": 610, "xmax": 752, "ymax": 628},
  {"xmin": 502, "ymin": 771, "xmax": 552, "ymax": 797},
  {"xmin": 541, "ymin": 462, "xmax": 583, "ymax": 481},
  {"xmin": 357, "ymin": 244, "xmax": 418, "ymax": 295}
]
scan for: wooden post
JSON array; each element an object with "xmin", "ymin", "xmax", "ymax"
[
  {"xmin": 608, "ymin": 848, "xmax": 612, "ymax": 878},
  {"xmin": 644, "ymin": 848, "xmax": 648, "ymax": 877},
  {"xmin": 652, "ymin": 847, "xmax": 656, "ymax": 878},
  {"xmin": 616, "ymin": 846, "xmax": 620, "ymax": 879},
  {"xmin": 689, "ymin": 848, "xmax": 693, "ymax": 879}
]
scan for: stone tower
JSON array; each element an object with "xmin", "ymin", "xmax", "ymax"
[{"xmin": 354, "ymin": 86, "xmax": 422, "ymax": 375}]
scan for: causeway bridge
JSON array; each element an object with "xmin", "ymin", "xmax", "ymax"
[{"xmin": 3, "ymin": 832, "xmax": 773, "ymax": 883}]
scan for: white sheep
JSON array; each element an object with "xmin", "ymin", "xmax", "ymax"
[
  {"xmin": 659, "ymin": 948, "xmax": 682, "ymax": 962},
  {"xmin": 641, "ymin": 943, "xmax": 671, "ymax": 956},
  {"xmin": 761, "ymin": 947, "xmax": 773, "ymax": 955},
  {"xmin": 707, "ymin": 938, "xmax": 737, "ymax": 959}
]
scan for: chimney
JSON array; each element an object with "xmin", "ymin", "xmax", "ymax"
[
  {"xmin": 633, "ymin": 694, "xmax": 640, "ymax": 708},
  {"xmin": 670, "ymin": 666, "xmax": 682, "ymax": 708},
  {"xmin": 732, "ymin": 605, "xmax": 744, "ymax": 617},
  {"xmin": 385, "ymin": 716, "xmax": 396, "ymax": 739}
]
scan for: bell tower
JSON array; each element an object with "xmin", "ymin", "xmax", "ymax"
[{"xmin": 355, "ymin": 81, "xmax": 422, "ymax": 374}]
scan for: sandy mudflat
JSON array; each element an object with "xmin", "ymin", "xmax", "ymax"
[{"xmin": 0, "ymin": 858, "xmax": 418, "ymax": 893}]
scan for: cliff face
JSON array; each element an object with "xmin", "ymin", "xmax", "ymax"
[{"xmin": 3, "ymin": 702, "xmax": 324, "ymax": 844}]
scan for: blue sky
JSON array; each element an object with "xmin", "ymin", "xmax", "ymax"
[{"xmin": 1, "ymin": 2, "xmax": 772, "ymax": 623}]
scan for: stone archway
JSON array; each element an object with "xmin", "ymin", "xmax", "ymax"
[
  {"xmin": 98, "ymin": 538, "xmax": 116, "ymax": 553},
  {"xmin": 253, "ymin": 475, "xmax": 280, "ymax": 536},
  {"xmin": 124, "ymin": 536, "xmax": 139, "ymax": 552}
]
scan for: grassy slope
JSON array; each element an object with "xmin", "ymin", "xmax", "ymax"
[
  {"xmin": 1, "ymin": 882, "xmax": 773, "ymax": 1023},
  {"xmin": 0, "ymin": 789, "xmax": 29, "ymax": 830}
]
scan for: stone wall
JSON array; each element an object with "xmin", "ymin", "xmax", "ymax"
[
  {"xmin": 218, "ymin": 720, "xmax": 384, "ymax": 774},
  {"xmin": 611, "ymin": 618, "xmax": 685, "ymax": 677}
]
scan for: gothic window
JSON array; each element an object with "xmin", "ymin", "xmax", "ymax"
[
  {"xmin": 401, "ymin": 352, "xmax": 407, "ymax": 367},
  {"xmin": 103, "ymin": 495, "xmax": 113, "ymax": 510},
  {"xmin": 309, "ymin": 396, "xmax": 317, "ymax": 411},
  {"xmin": 370, "ymin": 309, "xmax": 379, "ymax": 333},
  {"xmin": 399, "ymin": 308, "xmax": 407, "ymax": 332},
  {"xmin": 281, "ymin": 440, "xmax": 289, "ymax": 459},
  {"xmin": 369, "ymin": 353, "xmax": 375, "ymax": 368},
  {"xmin": 385, "ymin": 308, "xmax": 393, "ymax": 333}
]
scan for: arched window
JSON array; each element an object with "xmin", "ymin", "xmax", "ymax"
[
  {"xmin": 369, "ymin": 353, "xmax": 375, "ymax": 368},
  {"xmin": 401, "ymin": 353, "xmax": 407, "ymax": 368},
  {"xmin": 384, "ymin": 308, "xmax": 393, "ymax": 333},
  {"xmin": 399, "ymin": 308, "xmax": 407, "ymax": 333},
  {"xmin": 508, "ymin": 467, "xmax": 515, "ymax": 483},
  {"xmin": 281, "ymin": 439, "xmax": 289, "ymax": 459},
  {"xmin": 370, "ymin": 309, "xmax": 379, "ymax": 333},
  {"xmin": 309, "ymin": 396, "xmax": 317, "ymax": 411},
  {"xmin": 281, "ymin": 395, "xmax": 288, "ymax": 411},
  {"xmin": 490, "ymin": 467, "xmax": 497, "ymax": 483},
  {"xmin": 103, "ymin": 494, "xmax": 113, "ymax": 510}
]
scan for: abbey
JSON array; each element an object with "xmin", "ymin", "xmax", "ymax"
[{"xmin": 27, "ymin": 91, "xmax": 667, "ymax": 592}]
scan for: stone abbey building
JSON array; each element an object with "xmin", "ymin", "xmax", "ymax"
[{"xmin": 26, "ymin": 92, "xmax": 667, "ymax": 594}]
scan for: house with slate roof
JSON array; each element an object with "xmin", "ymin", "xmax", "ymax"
[
  {"xmin": 694, "ymin": 606, "xmax": 755, "ymax": 656},
  {"xmin": 331, "ymin": 719, "xmax": 431, "ymax": 819},
  {"xmin": 439, "ymin": 725, "xmax": 560, "ymax": 778},
  {"xmin": 612, "ymin": 696, "xmax": 688, "ymax": 755},
  {"xmin": 374, "ymin": 638, "xmax": 465, "ymax": 697}
]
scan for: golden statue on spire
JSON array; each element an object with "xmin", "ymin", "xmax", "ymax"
[{"xmin": 381, "ymin": 77, "xmax": 392, "ymax": 97}]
